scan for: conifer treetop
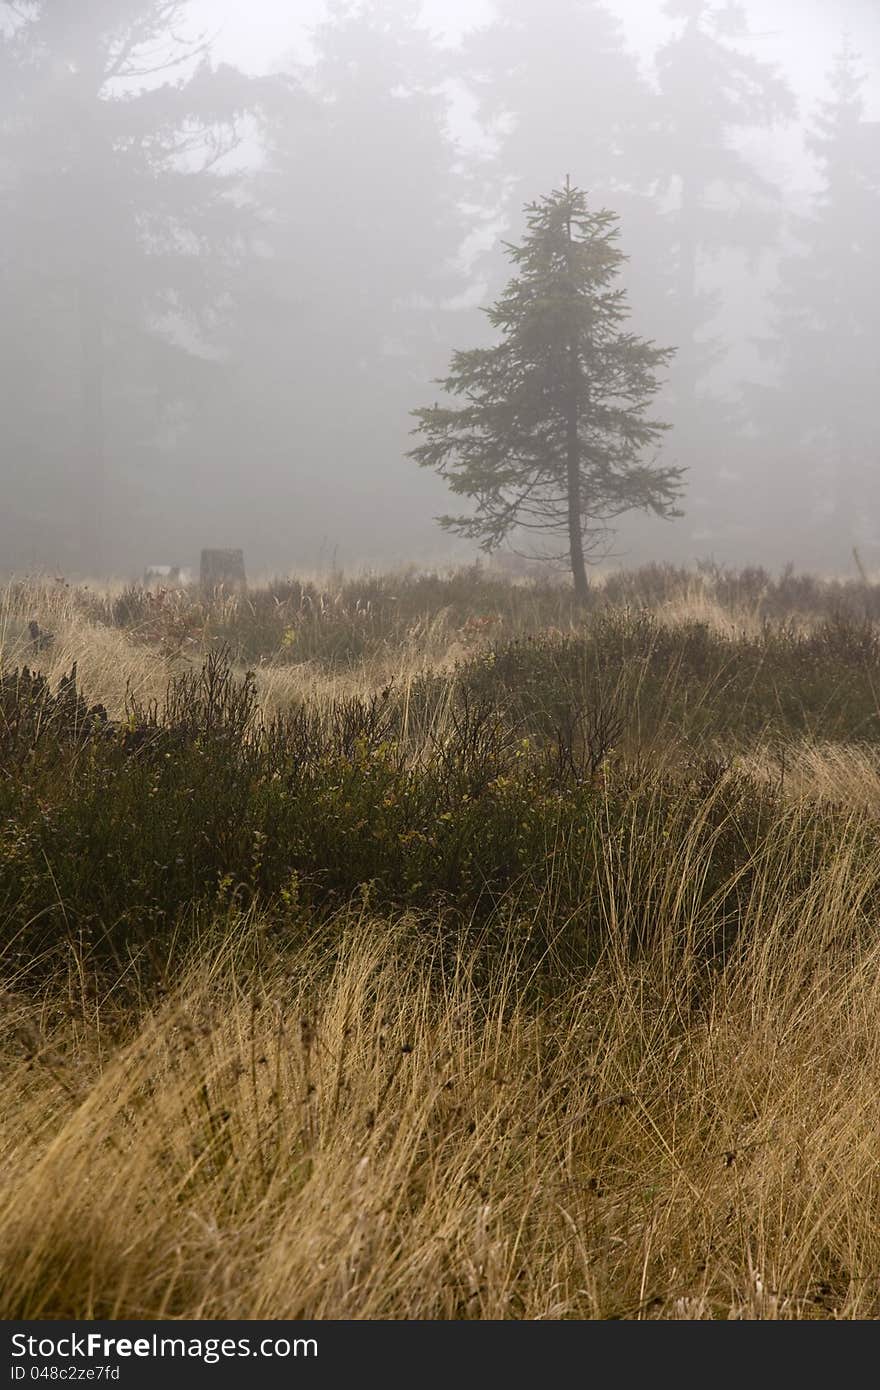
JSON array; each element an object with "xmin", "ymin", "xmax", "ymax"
[{"xmin": 409, "ymin": 181, "xmax": 684, "ymax": 600}]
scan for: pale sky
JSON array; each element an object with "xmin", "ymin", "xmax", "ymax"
[{"xmin": 189, "ymin": 0, "xmax": 880, "ymax": 111}]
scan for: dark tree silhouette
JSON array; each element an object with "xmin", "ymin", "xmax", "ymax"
[
  {"xmin": 455, "ymin": 0, "xmax": 658, "ymax": 317},
  {"xmin": 756, "ymin": 44, "xmax": 880, "ymax": 563},
  {"xmin": 656, "ymin": 0, "xmax": 795, "ymax": 405},
  {"xmin": 410, "ymin": 182, "xmax": 683, "ymax": 602},
  {"xmin": 204, "ymin": 0, "xmax": 472, "ymax": 568},
  {"xmin": 0, "ymin": 1, "xmax": 264, "ymax": 570}
]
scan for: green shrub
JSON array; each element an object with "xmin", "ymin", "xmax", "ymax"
[{"xmin": 3, "ymin": 649, "xmax": 877, "ymax": 983}]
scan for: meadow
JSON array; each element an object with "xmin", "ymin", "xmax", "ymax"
[{"xmin": 4, "ymin": 561, "xmax": 880, "ymax": 1318}]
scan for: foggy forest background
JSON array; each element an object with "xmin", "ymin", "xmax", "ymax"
[{"xmin": 1, "ymin": 0, "xmax": 878, "ymax": 579}]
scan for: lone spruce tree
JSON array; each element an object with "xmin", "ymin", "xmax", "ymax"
[{"xmin": 409, "ymin": 182, "xmax": 683, "ymax": 600}]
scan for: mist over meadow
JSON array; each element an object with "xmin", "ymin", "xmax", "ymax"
[
  {"xmin": 1, "ymin": 0, "xmax": 878, "ymax": 578},
  {"xmin": 8, "ymin": 3, "xmax": 880, "ymax": 1328}
]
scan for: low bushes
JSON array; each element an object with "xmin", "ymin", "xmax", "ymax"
[{"xmin": 2, "ymin": 648, "xmax": 875, "ymax": 980}]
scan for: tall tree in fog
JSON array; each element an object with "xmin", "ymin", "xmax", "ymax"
[
  {"xmin": 456, "ymin": 1, "xmax": 793, "ymax": 563},
  {"xmin": 461, "ymin": 0, "xmax": 654, "ymax": 192},
  {"xmin": 0, "ymin": 1, "xmax": 258, "ymax": 570},
  {"xmin": 645, "ymin": 1, "xmax": 794, "ymax": 554},
  {"xmin": 458, "ymin": 0, "xmax": 656, "ymax": 302},
  {"xmin": 655, "ymin": 1, "xmax": 793, "ymax": 407},
  {"xmin": 205, "ymin": 0, "xmax": 471, "ymax": 569},
  {"xmin": 758, "ymin": 46, "xmax": 880, "ymax": 563},
  {"xmin": 410, "ymin": 183, "xmax": 682, "ymax": 602}
]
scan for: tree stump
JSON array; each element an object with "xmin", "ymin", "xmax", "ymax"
[{"xmin": 200, "ymin": 549, "xmax": 246, "ymax": 596}]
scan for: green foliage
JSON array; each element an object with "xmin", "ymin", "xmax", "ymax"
[
  {"xmin": 5, "ymin": 608, "xmax": 880, "ymax": 981},
  {"xmin": 436, "ymin": 611, "xmax": 880, "ymax": 745},
  {"xmin": 0, "ymin": 664, "xmax": 111, "ymax": 771},
  {"xmin": 83, "ymin": 567, "xmax": 588, "ymax": 667},
  {"xmin": 42, "ymin": 562, "xmax": 880, "ymax": 675}
]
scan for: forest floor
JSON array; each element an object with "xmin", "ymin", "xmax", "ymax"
[{"xmin": 4, "ymin": 560, "xmax": 880, "ymax": 1318}]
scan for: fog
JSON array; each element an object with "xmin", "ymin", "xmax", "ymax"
[{"xmin": 2, "ymin": 0, "xmax": 879, "ymax": 578}]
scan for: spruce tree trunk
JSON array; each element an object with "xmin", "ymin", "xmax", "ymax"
[
  {"xmin": 567, "ymin": 485, "xmax": 590, "ymax": 604},
  {"xmin": 564, "ymin": 188, "xmax": 589, "ymax": 606},
  {"xmin": 566, "ymin": 399, "xmax": 589, "ymax": 605}
]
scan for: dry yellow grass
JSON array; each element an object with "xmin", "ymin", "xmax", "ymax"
[
  {"xmin": 5, "ymin": 572, "xmax": 880, "ymax": 1319},
  {"xmin": 0, "ymin": 578, "xmax": 171, "ymax": 716},
  {"xmin": 739, "ymin": 741, "xmax": 880, "ymax": 815},
  {"xmin": 3, "ymin": 854, "xmax": 880, "ymax": 1321},
  {"xmin": 0, "ymin": 575, "xmax": 473, "ymax": 721}
]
